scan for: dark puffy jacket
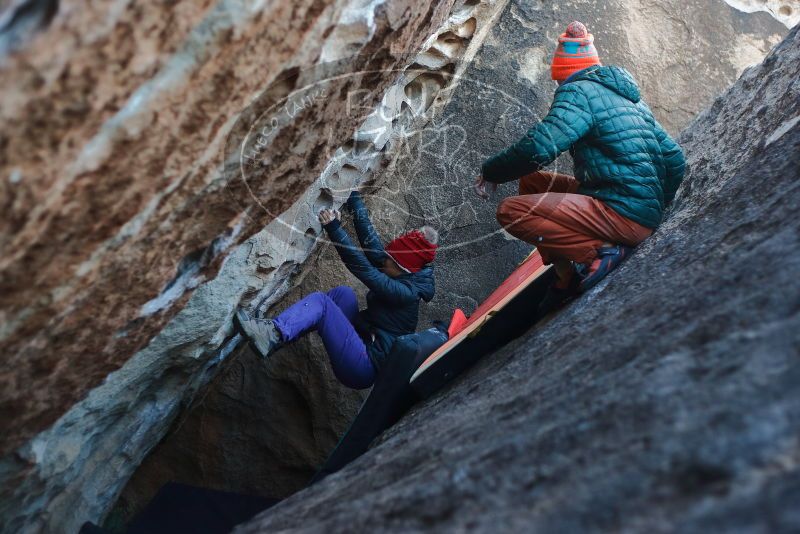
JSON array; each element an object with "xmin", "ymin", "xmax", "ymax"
[
  {"xmin": 323, "ymin": 192, "xmax": 435, "ymax": 368},
  {"xmin": 481, "ymin": 66, "xmax": 686, "ymax": 229}
]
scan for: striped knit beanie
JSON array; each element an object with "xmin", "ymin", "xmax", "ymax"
[{"xmin": 551, "ymin": 21, "xmax": 601, "ymax": 81}]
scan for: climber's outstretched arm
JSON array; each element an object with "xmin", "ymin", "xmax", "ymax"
[
  {"xmin": 345, "ymin": 191, "xmax": 388, "ymax": 268},
  {"xmin": 319, "ymin": 210, "xmax": 418, "ymax": 306}
]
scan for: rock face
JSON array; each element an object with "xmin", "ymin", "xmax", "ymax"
[
  {"xmin": 0, "ymin": 0, "xmax": 464, "ymax": 531},
  {"xmin": 238, "ymin": 24, "xmax": 800, "ymax": 532},
  {"xmin": 723, "ymin": 0, "xmax": 800, "ymax": 28},
  {"xmin": 116, "ymin": 0, "xmax": 788, "ymax": 523},
  {"xmin": 0, "ymin": 0, "xmax": 790, "ymax": 532},
  {"xmin": 0, "ymin": 0, "xmax": 455, "ymax": 459},
  {"xmin": 111, "ymin": 0, "xmax": 514, "ymax": 521}
]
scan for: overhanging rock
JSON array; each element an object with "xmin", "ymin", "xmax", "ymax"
[
  {"xmin": 236, "ymin": 23, "xmax": 800, "ymax": 534},
  {"xmin": 117, "ymin": 0, "xmax": 789, "ymax": 521},
  {"xmin": 0, "ymin": 0, "xmax": 792, "ymax": 532}
]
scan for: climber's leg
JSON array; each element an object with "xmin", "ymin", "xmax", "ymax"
[
  {"xmin": 273, "ymin": 292, "xmax": 375, "ymax": 389},
  {"xmin": 518, "ymin": 170, "xmax": 580, "ymax": 196},
  {"xmin": 498, "ymin": 191, "xmax": 651, "ymax": 312},
  {"xmin": 511, "ymin": 171, "xmax": 590, "ymax": 286},
  {"xmin": 496, "ymin": 191, "xmax": 652, "ymax": 288},
  {"xmin": 311, "ymin": 327, "xmax": 448, "ymax": 484},
  {"xmin": 497, "ymin": 192, "xmax": 602, "ymax": 265},
  {"xmin": 325, "ymin": 285, "xmax": 359, "ymax": 324}
]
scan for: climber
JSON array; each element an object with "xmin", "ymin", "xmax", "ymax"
[
  {"xmin": 234, "ymin": 190, "xmax": 438, "ymax": 390},
  {"xmin": 475, "ymin": 20, "xmax": 685, "ymax": 307}
]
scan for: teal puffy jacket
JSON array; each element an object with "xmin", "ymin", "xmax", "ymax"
[{"xmin": 481, "ymin": 66, "xmax": 685, "ymax": 229}]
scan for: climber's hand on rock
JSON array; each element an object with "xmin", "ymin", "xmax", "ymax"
[
  {"xmin": 318, "ymin": 209, "xmax": 340, "ymax": 225},
  {"xmin": 474, "ymin": 175, "xmax": 497, "ymax": 199}
]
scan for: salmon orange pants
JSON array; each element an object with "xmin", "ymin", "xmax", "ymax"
[{"xmin": 496, "ymin": 171, "xmax": 653, "ymax": 265}]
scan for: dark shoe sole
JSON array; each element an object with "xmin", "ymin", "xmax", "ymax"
[{"xmin": 233, "ymin": 309, "xmax": 248, "ymax": 336}]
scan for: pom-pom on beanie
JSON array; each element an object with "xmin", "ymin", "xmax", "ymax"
[{"xmin": 551, "ymin": 21, "xmax": 601, "ymax": 81}]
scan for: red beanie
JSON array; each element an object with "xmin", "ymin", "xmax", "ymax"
[
  {"xmin": 385, "ymin": 227, "xmax": 438, "ymax": 273},
  {"xmin": 551, "ymin": 21, "xmax": 601, "ymax": 81}
]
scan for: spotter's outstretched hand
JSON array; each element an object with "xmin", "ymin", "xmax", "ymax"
[{"xmin": 474, "ymin": 175, "xmax": 497, "ymax": 199}]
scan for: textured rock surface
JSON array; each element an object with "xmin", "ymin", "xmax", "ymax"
[
  {"xmin": 238, "ymin": 24, "xmax": 800, "ymax": 532},
  {"xmin": 724, "ymin": 0, "xmax": 800, "ymax": 27},
  {"xmin": 0, "ymin": 0, "xmax": 455, "ymax": 460},
  {"xmin": 0, "ymin": 0, "xmax": 462, "ymax": 531},
  {"xmin": 112, "ymin": 0, "xmax": 512, "ymax": 522},
  {"xmin": 118, "ymin": 0, "xmax": 789, "ymax": 520},
  {"xmin": 0, "ymin": 0, "xmax": 790, "ymax": 532}
]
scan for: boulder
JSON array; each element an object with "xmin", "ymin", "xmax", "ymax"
[
  {"xmin": 0, "ymin": 0, "xmax": 462, "ymax": 530},
  {"xmin": 0, "ymin": 0, "xmax": 791, "ymax": 531},
  {"xmin": 120, "ymin": 0, "xmax": 788, "ymax": 522},
  {"xmin": 237, "ymin": 24, "xmax": 800, "ymax": 531}
]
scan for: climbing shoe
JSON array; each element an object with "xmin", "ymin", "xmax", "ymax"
[
  {"xmin": 233, "ymin": 308, "xmax": 283, "ymax": 359},
  {"xmin": 578, "ymin": 244, "xmax": 634, "ymax": 292}
]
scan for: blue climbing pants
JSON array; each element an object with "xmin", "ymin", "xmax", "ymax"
[{"xmin": 273, "ymin": 286, "xmax": 376, "ymax": 389}]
